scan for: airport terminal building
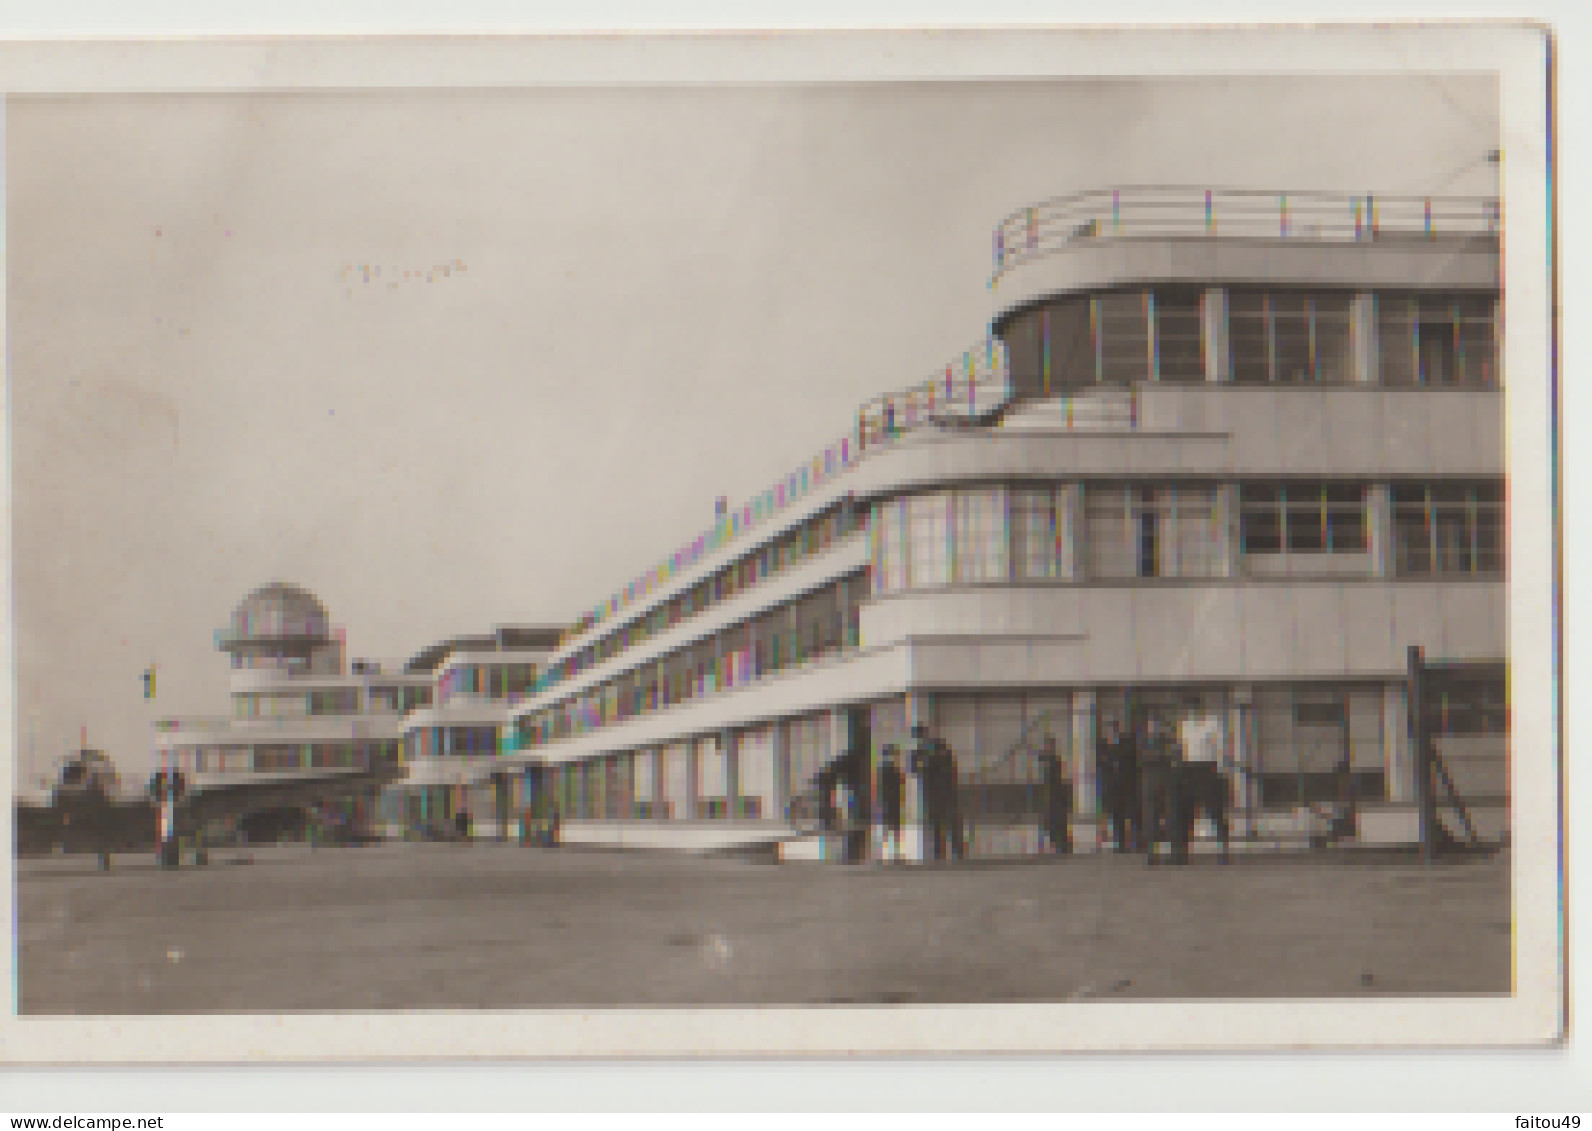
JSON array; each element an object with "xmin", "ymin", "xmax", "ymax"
[
  {"xmin": 152, "ymin": 185, "xmax": 1507, "ymax": 860},
  {"xmin": 498, "ymin": 186, "xmax": 1507, "ymax": 859}
]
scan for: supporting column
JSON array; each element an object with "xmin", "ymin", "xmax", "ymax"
[
  {"xmin": 1351, "ymin": 293, "xmax": 1379, "ymax": 385},
  {"xmin": 1385, "ymin": 678, "xmax": 1416, "ymax": 805},
  {"xmin": 1493, "ymin": 297, "xmax": 1504, "ymax": 387},
  {"xmin": 1229, "ymin": 686, "xmax": 1257, "ymax": 836},
  {"xmin": 1367, "ymin": 484, "xmax": 1394, "ymax": 578},
  {"xmin": 773, "ymin": 726, "xmax": 792, "ymax": 821},
  {"xmin": 722, "ymin": 728, "xmax": 740, "ymax": 819},
  {"xmin": 1058, "ymin": 483, "xmax": 1083, "ymax": 581},
  {"xmin": 904, "ymin": 691, "xmax": 933, "ymax": 863},
  {"xmin": 1070, "ymin": 689, "xmax": 1098, "ymax": 851},
  {"xmin": 1215, "ymin": 483, "xmax": 1241, "ymax": 578},
  {"xmin": 1203, "ymin": 288, "xmax": 1231, "ymax": 382}
]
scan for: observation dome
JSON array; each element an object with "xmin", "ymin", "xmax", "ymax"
[{"xmin": 219, "ymin": 582, "xmax": 331, "ymax": 651}]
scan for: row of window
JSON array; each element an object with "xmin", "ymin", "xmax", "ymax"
[
  {"xmin": 366, "ymin": 685, "xmax": 435, "ymax": 714},
  {"xmin": 518, "ymin": 573, "xmax": 866, "ymax": 750},
  {"xmin": 437, "ymin": 662, "xmax": 539, "ymax": 705},
  {"xmin": 404, "ymin": 725, "xmax": 500, "ymax": 760},
  {"xmin": 179, "ymin": 741, "xmax": 400, "ymax": 774},
  {"xmin": 871, "ymin": 481, "xmax": 1503, "ymax": 591},
  {"xmin": 510, "ymin": 679, "xmax": 1506, "ymax": 820},
  {"xmin": 1000, "ymin": 288, "xmax": 1498, "ymax": 394},
  {"xmin": 233, "ymin": 686, "xmax": 433, "ymax": 718},
  {"xmin": 557, "ymin": 501, "xmax": 861, "ymax": 686}
]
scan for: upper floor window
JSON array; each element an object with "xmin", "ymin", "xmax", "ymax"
[
  {"xmin": 872, "ymin": 486, "xmax": 1076, "ymax": 594},
  {"xmin": 1231, "ymin": 291, "xmax": 1354, "ymax": 384},
  {"xmin": 1095, "ymin": 291, "xmax": 1151, "ymax": 384},
  {"xmin": 1378, "ymin": 293, "xmax": 1496, "ymax": 387},
  {"xmin": 1153, "ymin": 290, "xmax": 1205, "ymax": 383},
  {"xmin": 1240, "ymin": 484, "xmax": 1368, "ymax": 555},
  {"xmin": 1083, "ymin": 484, "xmax": 1223, "ymax": 579},
  {"xmin": 1391, "ymin": 483, "xmax": 1503, "ymax": 576}
]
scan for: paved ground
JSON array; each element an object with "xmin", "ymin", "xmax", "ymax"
[{"xmin": 15, "ymin": 842, "xmax": 1511, "ymax": 1014}]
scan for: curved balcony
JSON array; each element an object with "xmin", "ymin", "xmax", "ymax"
[{"xmin": 989, "ymin": 187, "xmax": 1501, "ymax": 313}]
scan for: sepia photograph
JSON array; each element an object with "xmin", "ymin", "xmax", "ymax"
[{"xmin": 1, "ymin": 25, "xmax": 1560, "ymax": 1063}]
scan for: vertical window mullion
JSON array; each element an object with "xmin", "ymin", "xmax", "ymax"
[
  {"xmin": 1308, "ymin": 298, "xmax": 1318, "ymax": 382},
  {"xmin": 1413, "ymin": 300, "xmax": 1424, "ymax": 385},
  {"xmin": 1265, "ymin": 294, "xmax": 1276, "ymax": 384},
  {"xmin": 1148, "ymin": 291, "xmax": 1159, "ymax": 381},
  {"xmin": 1166, "ymin": 487, "xmax": 1179, "ymax": 578},
  {"xmin": 1467, "ymin": 487, "xmax": 1480, "ymax": 574},
  {"xmin": 1092, "ymin": 297, "xmax": 1103, "ymax": 383},
  {"xmin": 1426, "ymin": 488, "xmax": 1439, "ymax": 571}
]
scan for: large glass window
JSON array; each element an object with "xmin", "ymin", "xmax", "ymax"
[
  {"xmin": 1011, "ymin": 487, "xmax": 1068, "ymax": 580},
  {"xmin": 1379, "ymin": 293, "xmax": 1497, "ymax": 386},
  {"xmin": 1084, "ymin": 484, "xmax": 1224, "ymax": 578},
  {"xmin": 871, "ymin": 499, "xmax": 909, "ymax": 594},
  {"xmin": 1232, "ymin": 290, "xmax": 1354, "ymax": 384},
  {"xmin": 1154, "ymin": 290, "xmax": 1205, "ymax": 382},
  {"xmin": 906, "ymin": 493, "xmax": 952, "ymax": 588},
  {"xmin": 996, "ymin": 296, "xmax": 1100, "ymax": 395},
  {"xmin": 1392, "ymin": 483, "xmax": 1504, "ymax": 576},
  {"xmin": 953, "ymin": 488, "xmax": 1010, "ymax": 582},
  {"xmin": 782, "ymin": 713, "xmax": 833, "ymax": 823},
  {"xmin": 1095, "ymin": 292, "xmax": 1150, "ymax": 384},
  {"xmin": 875, "ymin": 486, "xmax": 1077, "ymax": 592},
  {"xmin": 1253, "ymin": 685, "xmax": 1386, "ymax": 806},
  {"xmin": 737, "ymin": 726, "xmax": 779, "ymax": 820},
  {"xmin": 253, "ymin": 745, "xmax": 303, "ymax": 772},
  {"xmin": 1240, "ymin": 483, "xmax": 1368, "ymax": 555},
  {"xmin": 660, "ymin": 742, "xmax": 692, "ymax": 820},
  {"xmin": 698, "ymin": 737, "xmax": 729, "ymax": 818},
  {"xmin": 633, "ymin": 750, "xmax": 660, "ymax": 818}
]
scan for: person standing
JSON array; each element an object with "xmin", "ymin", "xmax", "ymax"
[
  {"xmin": 936, "ymin": 737, "xmax": 967, "ymax": 861},
  {"xmin": 876, "ymin": 746, "xmax": 906, "ymax": 864},
  {"xmin": 1139, "ymin": 716, "xmax": 1181, "ymax": 866},
  {"xmin": 1096, "ymin": 720, "xmax": 1121, "ymax": 849},
  {"xmin": 908, "ymin": 724, "xmax": 947, "ymax": 861},
  {"xmin": 1099, "ymin": 719, "xmax": 1142, "ymax": 852},
  {"xmin": 1038, "ymin": 734, "xmax": 1072, "ymax": 854}
]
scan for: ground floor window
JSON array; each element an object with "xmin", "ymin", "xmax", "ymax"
[
  {"xmin": 1252, "ymin": 685, "xmax": 1386, "ymax": 807},
  {"xmin": 738, "ymin": 725, "xmax": 779, "ymax": 820},
  {"xmin": 660, "ymin": 742, "xmax": 692, "ymax": 820},
  {"xmin": 782, "ymin": 712, "xmax": 835, "ymax": 823}
]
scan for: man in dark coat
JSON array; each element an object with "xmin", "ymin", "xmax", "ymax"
[
  {"xmin": 935, "ymin": 737, "xmax": 967, "ymax": 861},
  {"xmin": 1038, "ymin": 734, "xmax": 1072, "ymax": 854},
  {"xmin": 909, "ymin": 724, "xmax": 950, "ymax": 861},
  {"xmin": 1098, "ymin": 720, "xmax": 1141, "ymax": 852},
  {"xmin": 1138, "ymin": 717, "xmax": 1183, "ymax": 866},
  {"xmin": 877, "ymin": 746, "xmax": 906, "ymax": 863},
  {"xmin": 836, "ymin": 746, "xmax": 872, "ymax": 865}
]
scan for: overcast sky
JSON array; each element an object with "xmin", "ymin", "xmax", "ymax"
[{"xmin": 7, "ymin": 74, "xmax": 1499, "ymax": 791}]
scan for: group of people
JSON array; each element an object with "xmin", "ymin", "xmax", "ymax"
[
  {"xmin": 813, "ymin": 712, "xmax": 1232, "ymax": 866},
  {"xmin": 1098, "ymin": 715, "xmax": 1233, "ymax": 865},
  {"xmin": 816, "ymin": 723, "xmax": 1076, "ymax": 864}
]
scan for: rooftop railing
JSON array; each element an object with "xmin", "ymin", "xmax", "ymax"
[{"xmin": 990, "ymin": 186, "xmax": 1501, "ymax": 286}]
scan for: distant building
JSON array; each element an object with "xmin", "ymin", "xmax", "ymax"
[{"xmin": 153, "ymin": 581, "xmax": 561, "ymax": 835}]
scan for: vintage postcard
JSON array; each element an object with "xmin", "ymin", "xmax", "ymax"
[{"xmin": 0, "ymin": 24, "xmax": 1560, "ymax": 1063}]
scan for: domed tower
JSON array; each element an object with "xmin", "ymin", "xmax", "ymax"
[{"xmin": 217, "ymin": 582, "xmax": 340, "ymax": 675}]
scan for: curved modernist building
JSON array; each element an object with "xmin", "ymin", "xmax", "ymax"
[{"xmin": 499, "ymin": 186, "xmax": 1506, "ymax": 861}]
